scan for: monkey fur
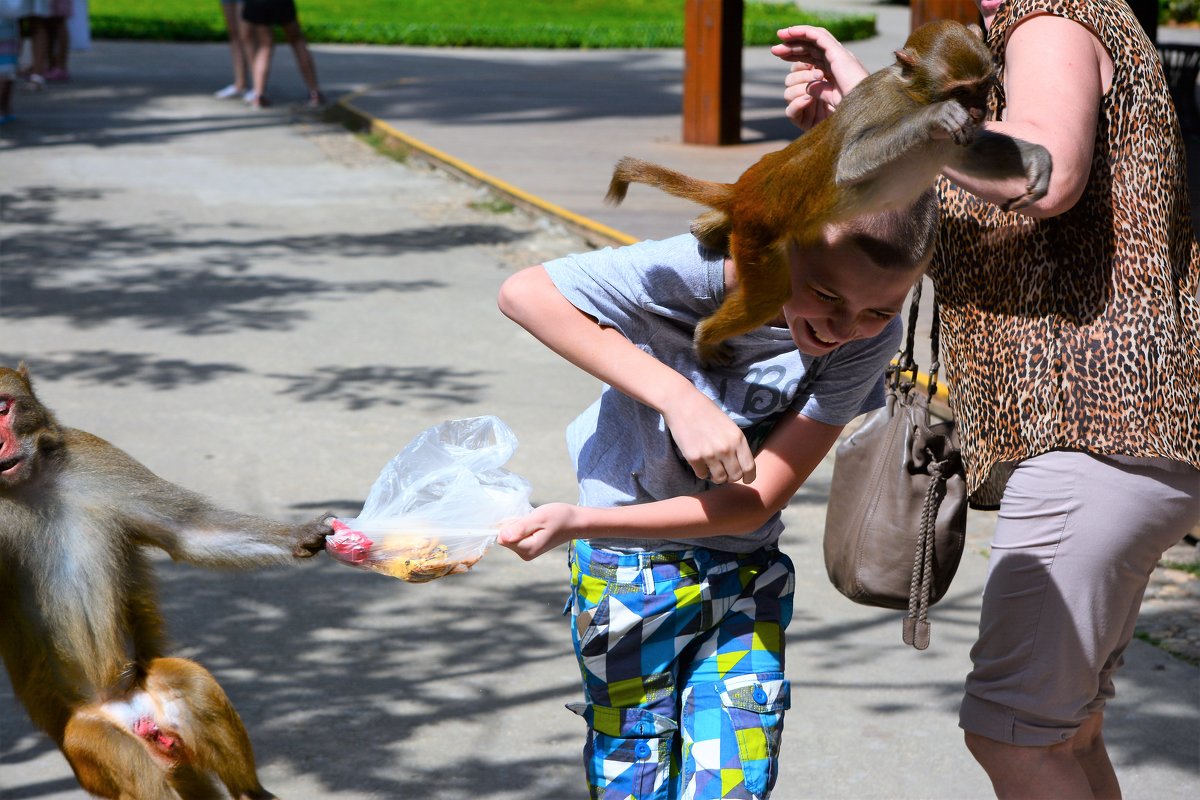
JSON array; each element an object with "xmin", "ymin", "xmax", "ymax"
[
  {"xmin": 0, "ymin": 364, "xmax": 332, "ymax": 800},
  {"xmin": 606, "ymin": 20, "xmax": 1052, "ymax": 365}
]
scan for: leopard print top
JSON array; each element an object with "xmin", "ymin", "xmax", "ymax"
[{"xmin": 931, "ymin": 0, "xmax": 1200, "ymax": 508}]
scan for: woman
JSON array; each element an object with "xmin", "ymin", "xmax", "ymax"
[
  {"xmin": 773, "ymin": 2, "xmax": 1200, "ymax": 797},
  {"xmin": 241, "ymin": 0, "xmax": 322, "ymax": 109}
]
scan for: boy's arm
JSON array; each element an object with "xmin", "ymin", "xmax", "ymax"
[
  {"xmin": 498, "ymin": 265, "xmax": 757, "ymax": 484},
  {"xmin": 498, "ymin": 409, "xmax": 843, "ymax": 560}
]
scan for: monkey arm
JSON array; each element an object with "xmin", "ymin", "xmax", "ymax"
[
  {"xmin": 128, "ymin": 492, "xmax": 314, "ymax": 569},
  {"xmin": 947, "ymin": 130, "xmax": 1053, "ymax": 211},
  {"xmin": 941, "ymin": 15, "xmax": 1102, "ymax": 216},
  {"xmin": 498, "ymin": 265, "xmax": 757, "ymax": 484},
  {"xmin": 833, "ymin": 100, "xmax": 957, "ymax": 187},
  {"xmin": 70, "ymin": 432, "xmax": 326, "ymax": 567}
]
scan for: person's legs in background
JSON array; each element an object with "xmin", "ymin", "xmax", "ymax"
[
  {"xmin": 280, "ymin": 18, "xmax": 321, "ymax": 106},
  {"xmin": 215, "ymin": 1, "xmax": 251, "ymax": 99},
  {"xmin": 245, "ymin": 21, "xmax": 273, "ymax": 108},
  {"xmin": 43, "ymin": 1, "xmax": 69, "ymax": 82}
]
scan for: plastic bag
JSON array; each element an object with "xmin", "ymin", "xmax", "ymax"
[{"xmin": 326, "ymin": 416, "xmax": 532, "ymax": 583}]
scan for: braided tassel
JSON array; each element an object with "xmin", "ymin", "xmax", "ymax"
[{"xmin": 903, "ymin": 460, "xmax": 945, "ymax": 650}]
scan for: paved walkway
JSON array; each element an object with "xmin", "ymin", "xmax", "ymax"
[{"xmin": 0, "ymin": 5, "xmax": 1197, "ymax": 798}]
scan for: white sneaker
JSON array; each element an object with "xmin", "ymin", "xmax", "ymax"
[
  {"xmin": 214, "ymin": 84, "xmax": 244, "ymax": 99},
  {"xmin": 243, "ymin": 89, "xmax": 257, "ymax": 102}
]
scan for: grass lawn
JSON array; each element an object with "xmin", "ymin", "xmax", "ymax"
[{"xmin": 89, "ymin": 0, "xmax": 876, "ymax": 48}]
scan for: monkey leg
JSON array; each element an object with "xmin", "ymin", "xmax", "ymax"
[
  {"xmin": 62, "ymin": 710, "xmax": 180, "ymax": 800},
  {"xmin": 694, "ymin": 233, "xmax": 792, "ymax": 366},
  {"xmin": 143, "ymin": 657, "xmax": 276, "ymax": 800},
  {"xmin": 690, "ymin": 209, "xmax": 732, "ymax": 252}
]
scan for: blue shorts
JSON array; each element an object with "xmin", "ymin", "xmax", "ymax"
[{"xmin": 566, "ymin": 539, "xmax": 795, "ymax": 799}]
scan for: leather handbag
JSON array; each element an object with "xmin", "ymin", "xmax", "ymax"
[{"xmin": 822, "ymin": 281, "xmax": 967, "ymax": 650}]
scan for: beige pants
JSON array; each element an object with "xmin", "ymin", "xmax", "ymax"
[{"xmin": 959, "ymin": 450, "xmax": 1200, "ymax": 746}]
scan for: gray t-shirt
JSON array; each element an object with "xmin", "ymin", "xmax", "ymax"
[{"xmin": 544, "ymin": 234, "xmax": 901, "ymax": 553}]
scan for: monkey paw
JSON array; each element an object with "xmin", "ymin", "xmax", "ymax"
[
  {"xmin": 1002, "ymin": 146, "xmax": 1052, "ymax": 211},
  {"xmin": 934, "ymin": 101, "xmax": 978, "ymax": 146},
  {"xmin": 292, "ymin": 514, "xmax": 337, "ymax": 559}
]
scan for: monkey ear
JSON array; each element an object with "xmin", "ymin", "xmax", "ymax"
[
  {"xmin": 894, "ymin": 48, "xmax": 918, "ymax": 74},
  {"xmin": 967, "ymin": 23, "xmax": 984, "ymax": 39},
  {"xmin": 15, "ymin": 362, "xmax": 35, "ymax": 393}
]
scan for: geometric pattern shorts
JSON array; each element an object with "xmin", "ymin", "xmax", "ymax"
[{"xmin": 566, "ymin": 538, "xmax": 795, "ymax": 800}]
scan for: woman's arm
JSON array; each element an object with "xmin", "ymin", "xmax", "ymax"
[
  {"xmin": 497, "ymin": 409, "xmax": 844, "ymax": 560},
  {"xmin": 498, "ymin": 265, "xmax": 757, "ymax": 484},
  {"xmin": 941, "ymin": 14, "xmax": 1108, "ymax": 217}
]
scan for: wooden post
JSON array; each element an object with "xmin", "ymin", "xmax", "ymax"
[
  {"xmin": 683, "ymin": 0, "xmax": 742, "ymax": 146},
  {"xmin": 910, "ymin": 0, "xmax": 981, "ymax": 29}
]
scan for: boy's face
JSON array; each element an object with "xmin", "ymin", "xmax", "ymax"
[{"xmin": 780, "ymin": 235, "xmax": 922, "ymax": 357}]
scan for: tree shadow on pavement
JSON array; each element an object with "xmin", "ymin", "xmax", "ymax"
[
  {"xmin": 1, "ymin": 185, "xmax": 528, "ymax": 336},
  {"xmin": 155, "ymin": 553, "xmax": 582, "ymax": 797},
  {"xmin": 269, "ymin": 364, "xmax": 490, "ymax": 410},
  {"xmin": 0, "ymin": 350, "xmax": 494, "ymax": 411}
]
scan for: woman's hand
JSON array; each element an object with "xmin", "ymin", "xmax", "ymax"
[
  {"xmin": 771, "ymin": 25, "xmax": 869, "ymax": 130},
  {"xmin": 662, "ymin": 390, "xmax": 756, "ymax": 485},
  {"xmin": 497, "ymin": 504, "xmax": 583, "ymax": 561}
]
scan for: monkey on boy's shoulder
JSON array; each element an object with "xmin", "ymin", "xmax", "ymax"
[
  {"xmin": 0, "ymin": 363, "xmax": 331, "ymax": 800},
  {"xmin": 606, "ymin": 20, "xmax": 1051, "ymax": 365}
]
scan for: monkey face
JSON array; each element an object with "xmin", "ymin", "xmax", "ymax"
[
  {"xmin": 0, "ymin": 368, "xmax": 60, "ymax": 489},
  {"xmin": 0, "ymin": 395, "xmax": 35, "ymax": 488},
  {"xmin": 901, "ymin": 20, "xmax": 995, "ymax": 115},
  {"xmin": 779, "ymin": 238, "xmax": 922, "ymax": 357}
]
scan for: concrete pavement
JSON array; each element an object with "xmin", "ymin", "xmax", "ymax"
[{"xmin": 0, "ymin": 5, "xmax": 1197, "ymax": 798}]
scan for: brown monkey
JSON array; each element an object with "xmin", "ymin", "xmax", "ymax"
[
  {"xmin": 0, "ymin": 364, "xmax": 331, "ymax": 800},
  {"xmin": 606, "ymin": 20, "xmax": 1052, "ymax": 364}
]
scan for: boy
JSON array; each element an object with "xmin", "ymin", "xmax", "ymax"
[{"xmin": 496, "ymin": 191, "xmax": 939, "ymax": 800}]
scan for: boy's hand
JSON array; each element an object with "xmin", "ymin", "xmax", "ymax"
[
  {"xmin": 498, "ymin": 504, "xmax": 580, "ymax": 561},
  {"xmin": 663, "ymin": 392, "xmax": 756, "ymax": 485},
  {"xmin": 772, "ymin": 25, "xmax": 869, "ymax": 130}
]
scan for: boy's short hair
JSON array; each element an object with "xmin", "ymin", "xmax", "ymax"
[{"xmin": 831, "ymin": 189, "xmax": 940, "ymax": 271}]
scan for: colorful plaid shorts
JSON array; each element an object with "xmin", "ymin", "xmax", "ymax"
[{"xmin": 566, "ymin": 538, "xmax": 795, "ymax": 800}]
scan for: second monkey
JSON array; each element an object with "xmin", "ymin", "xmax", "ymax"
[{"xmin": 606, "ymin": 20, "xmax": 1051, "ymax": 365}]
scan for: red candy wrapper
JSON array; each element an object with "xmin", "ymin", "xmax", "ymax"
[{"xmin": 326, "ymin": 521, "xmax": 374, "ymax": 565}]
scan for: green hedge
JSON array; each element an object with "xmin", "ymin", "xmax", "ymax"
[{"xmin": 89, "ymin": 0, "xmax": 876, "ymax": 48}]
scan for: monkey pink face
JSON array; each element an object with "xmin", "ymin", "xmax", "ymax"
[
  {"xmin": 779, "ymin": 237, "xmax": 923, "ymax": 357},
  {"xmin": 0, "ymin": 395, "xmax": 32, "ymax": 487}
]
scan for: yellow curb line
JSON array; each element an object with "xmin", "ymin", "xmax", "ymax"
[
  {"xmin": 333, "ymin": 90, "xmax": 638, "ymax": 249},
  {"xmin": 331, "ymin": 91, "xmax": 952, "ymax": 414}
]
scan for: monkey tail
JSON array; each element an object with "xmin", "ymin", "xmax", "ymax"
[{"xmin": 605, "ymin": 156, "xmax": 733, "ymax": 209}]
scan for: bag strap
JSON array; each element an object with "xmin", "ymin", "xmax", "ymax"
[
  {"xmin": 927, "ymin": 297, "xmax": 943, "ymax": 403},
  {"xmin": 898, "ymin": 279, "xmax": 950, "ymax": 652},
  {"xmin": 903, "ymin": 452, "xmax": 951, "ymax": 651},
  {"xmin": 889, "ymin": 280, "xmax": 922, "ymax": 397}
]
